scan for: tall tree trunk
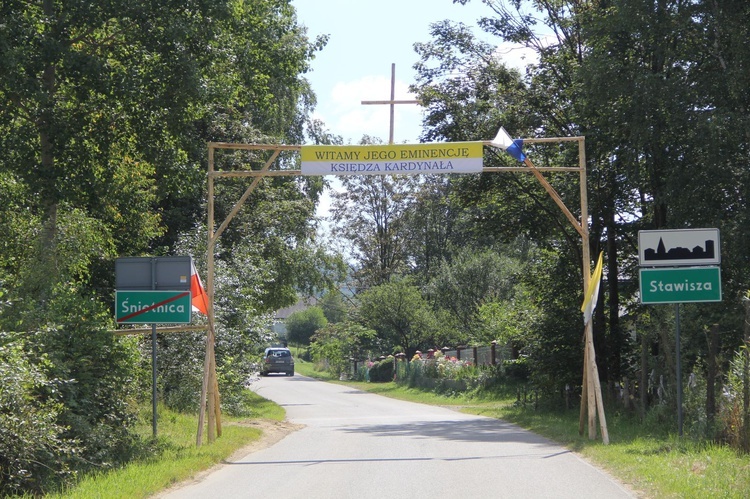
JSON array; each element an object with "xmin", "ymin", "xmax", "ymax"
[
  {"xmin": 706, "ymin": 324, "xmax": 719, "ymax": 427},
  {"xmin": 40, "ymin": 0, "xmax": 59, "ymax": 243},
  {"xmin": 605, "ymin": 167, "xmax": 622, "ymax": 385}
]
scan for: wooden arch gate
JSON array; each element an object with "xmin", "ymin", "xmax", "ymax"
[{"xmin": 197, "ymin": 136, "xmax": 609, "ymax": 446}]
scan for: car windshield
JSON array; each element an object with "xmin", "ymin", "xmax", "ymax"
[{"xmin": 269, "ymin": 350, "xmax": 290, "ymax": 358}]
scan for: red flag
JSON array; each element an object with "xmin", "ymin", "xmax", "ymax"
[{"xmin": 191, "ymin": 262, "xmax": 209, "ymax": 315}]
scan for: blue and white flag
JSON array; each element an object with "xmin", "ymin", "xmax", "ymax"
[{"xmin": 491, "ymin": 127, "xmax": 526, "ymax": 161}]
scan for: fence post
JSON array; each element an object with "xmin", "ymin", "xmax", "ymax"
[
  {"xmin": 473, "ymin": 346, "xmax": 478, "ymax": 366},
  {"xmin": 491, "ymin": 340, "xmax": 497, "ymax": 365},
  {"xmin": 456, "ymin": 347, "xmax": 461, "ymax": 361}
]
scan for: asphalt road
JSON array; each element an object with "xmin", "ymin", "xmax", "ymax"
[{"xmin": 163, "ymin": 374, "xmax": 635, "ymax": 498}]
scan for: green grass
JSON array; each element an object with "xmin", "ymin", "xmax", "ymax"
[
  {"xmin": 47, "ymin": 390, "xmax": 285, "ymax": 499},
  {"xmin": 294, "ymin": 359, "xmax": 335, "ymax": 380},
  {"xmin": 298, "ymin": 365, "xmax": 750, "ymax": 498}
]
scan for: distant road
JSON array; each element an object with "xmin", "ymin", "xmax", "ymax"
[{"xmin": 163, "ymin": 375, "xmax": 634, "ymax": 498}]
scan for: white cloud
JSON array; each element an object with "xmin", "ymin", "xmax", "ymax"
[
  {"xmin": 494, "ymin": 34, "xmax": 559, "ymax": 72},
  {"xmin": 495, "ymin": 42, "xmax": 538, "ymax": 71},
  {"xmin": 325, "ymin": 75, "xmax": 422, "ymax": 144}
]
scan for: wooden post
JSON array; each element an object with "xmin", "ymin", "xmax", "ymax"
[
  {"xmin": 584, "ymin": 320, "xmax": 609, "ymax": 443},
  {"xmin": 197, "ymin": 144, "xmax": 223, "ymax": 447},
  {"xmin": 361, "ymin": 63, "xmax": 419, "ymax": 144},
  {"xmin": 579, "ymin": 344, "xmax": 589, "ymax": 436},
  {"xmin": 206, "ymin": 338, "xmax": 216, "ymax": 443},
  {"xmin": 196, "ymin": 329, "xmax": 211, "ymax": 447},
  {"xmin": 213, "ymin": 360, "xmax": 222, "ymax": 437},
  {"xmin": 578, "ymin": 139, "xmax": 607, "ymax": 443},
  {"xmin": 585, "ymin": 322, "xmax": 598, "ymax": 439}
]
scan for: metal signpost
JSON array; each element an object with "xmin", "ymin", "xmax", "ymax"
[
  {"xmin": 638, "ymin": 229, "xmax": 722, "ymax": 435},
  {"xmin": 115, "ymin": 257, "xmax": 192, "ymax": 437}
]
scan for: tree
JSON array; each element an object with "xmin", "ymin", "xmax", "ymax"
[
  {"xmin": 310, "ymin": 322, "xmax": 377, "ymax": 377},
  {"xmin": 286, "ymin": 306, "xmax": 328, "ymax": 346},
  {"xmin": 401, "ymin": 176, "xmax": 457, "ymax": 282},
  {"xmin": 319, "ymin": 290, "xmax": 350, "ymax": 324},
  {"xmin": 427, "ymin": 245, "xmax": 525, "ymax": 341},
  {"xmin": 413, "ymin": 1, "xmax": 614, "ymax": 389},
  {"xmin": 0, "ymin": 333, "xmax": 77, "ymax": 496},
  {"xmin": 578, "ymin": 0, "xmax": 750, "ymax": 384},
  {"xmin": 412, "ymin": 12, "xmax": 585, "ymax": 258},
  {"xmin": 357, "ymin": 277, "xmax": 439, "ymax": 357},
  {"xmin": 329, "ymin": 138, "xmax": 418, "ymax": 289},
  {"xmin": 478, "ymin": 285, "xmax": 541, "ymax": 353}
]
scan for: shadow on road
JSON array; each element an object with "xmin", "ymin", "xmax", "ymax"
[
  {"xmin": 224, "ymin": 449, "xmax": 570, "ymax": 467},
  {"xmin": 338, "ymin": 417, "xmax": 555, "ymax": 447}
]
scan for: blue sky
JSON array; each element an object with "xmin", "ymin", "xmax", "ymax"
[{"xmin": 292, "ymin": 0, "xmax": 536, "ymax": 145}]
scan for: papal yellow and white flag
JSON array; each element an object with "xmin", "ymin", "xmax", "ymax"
[{"xmin": 581, "ymin": 252, "xmax": 604, "ymax": 325}]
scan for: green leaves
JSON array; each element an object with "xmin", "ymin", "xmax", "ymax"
[
  {"xmin": 427, "ymin": 245, "xmax": 528, "ymax": 341},
  {"xmin": 310, "ymin": 321, "xmax": 377, "ymax": 376},
  {"xmin": 0, "ymin": 333, "xmax": 78, "ymax": 496},
  {"xmin": 331, "ymin": 173, "xmax": 417, "ymax": 288},
  {"xmin": 357, "ymin": 276, "xmax": 438, "ymax": 357},
  {"xmin": 286, "ymin": 306, "xmax": 327, "ymax": 346}
]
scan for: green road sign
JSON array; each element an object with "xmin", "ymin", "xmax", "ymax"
[
  {"xmin": 116, "ymin": 290, "xmax": 192, "ymax": 324},
  {"xmin": 639, "ymin": 267, "xmax": 722, "ymax": 304}
]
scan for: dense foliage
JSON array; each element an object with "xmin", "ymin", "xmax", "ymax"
[
  {"xmin": 286, "ymin": 306, "xmax": 328, "ymax": 346},
  {"xmin": 0, "ymin": 0, "xmax": 332, "ymax": 494}
]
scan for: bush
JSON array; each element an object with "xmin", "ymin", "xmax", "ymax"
[
  {"xmin": 217, "ymin": 354, "xmax": 258, "ymax": 417},
  {"xmin": 394, "ymin": 355, "xmax": 508, "ymax": 395},
  {"xmin": 286, "ymin": 306, "xmax": 327, "ymax": 346},
  {"xmin": 504, "ymin": 357, "xmax": 531, "ymax": 381},
  {"xmin": 717, "ymin": 349, "xmax": 750, "ymax": 451},
  {"xmin": 30, "ymin": 286, "xmax": 142, "ymax": 475},
  {"xmin": 310, "ymin": 322, "xmax": 377, "ymax": 377},
  {"xmin": 0, "ymin": 332, "xmax": 79, "ymax": 496},
  {"xmin": 368, "ymin": 357, "xmax": 395, "ymax": 382},
  {"xmin": 683, "ymin": 367, "xmax": 711, "ymax": 440}
]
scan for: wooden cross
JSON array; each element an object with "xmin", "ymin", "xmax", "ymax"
[{"xmin": 361, "ymin": 63, "xmax": 420, "ymax": 144}]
